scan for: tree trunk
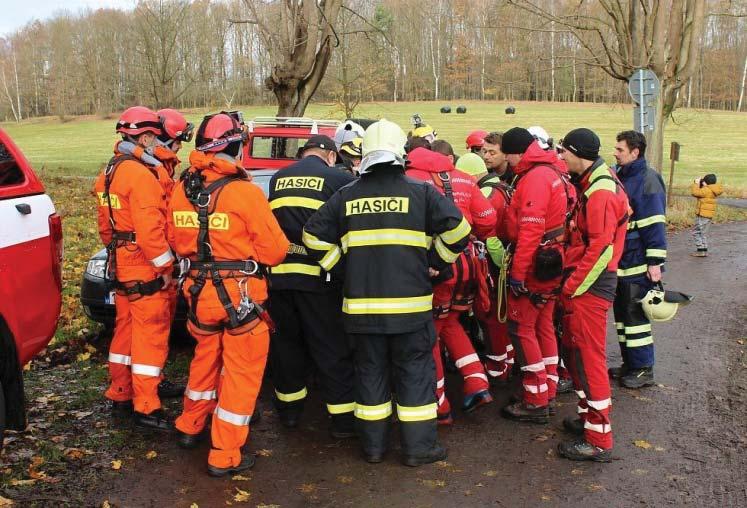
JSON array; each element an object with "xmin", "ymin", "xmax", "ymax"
[
  {"xmin": 738, "ymin": 52, "xmax": 747, "ymax": 112},
  {"xmin": 648, "ymin": 89, "xmax": 666, "ymax": 172}
]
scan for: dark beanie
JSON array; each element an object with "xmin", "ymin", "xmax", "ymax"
[
  {"xmin": 501, "ymin": 127, "xmax": 535, "ymax": 154},
  {"xmin": 562, "ymin": 128, "xmax": 600, "ymax": 161},
  {"xmin": 703, "ymin": 173, "xmax": 717, "ymax": 185}
]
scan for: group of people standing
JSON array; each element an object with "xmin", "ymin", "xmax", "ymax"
[{"xmin": 95, "ymin": 107, "xmax": 668, "ymax": 477}]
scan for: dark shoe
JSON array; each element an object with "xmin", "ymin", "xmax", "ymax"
[
  {"xmin": 330, "ymin": 419, "xmax": 357, "ymax": 439},
  {"xmin": 364, "ymin": 451, "xmax": 385, "ymax": 464},
  {"xmin": 690, "ymin": 249, "xmax": 707, "ymax": 258},
  {"xmin": 556, "ymin": 377, "xmax": 574, "ymax": 394},
  {"xmin": 501, "ymin": 401, "xmax": 549, "ymax": 424},
  {"xmin": 557, "ymin": 439, "xmax": 612, "ymax": 462},
  {"xmin": 462, "ymin": 389, "xmax": 494, "ymax": 413},
  {"xmin": 437, "ymin": 411, "xmax": 454, "ymax": 426},
  {"xmin": 157, "ymin": 379, "xmax": 185, "ymax": 399},
  {"xmin": 110, "ymin": 400, "xmax": 133, "ymax": 417},
  {"xmin": 133, "ymin": 409, "xmax": 172, "ymax": 432},
  {"xmin": 608, "ymin": 364, "xmax": 628, "ymax": 380},
  {"xmin": 402, "ymin": 444, "xmax": 447, "ymax": 467},
  {"xmin": 278, "ymin": 409, "xmax": 301, "ymax": 429},
  {"xmin": 509, "ymin": 393, "xmax": 554, "ymax": 415},
  {"xmin": 207, "ymin": 453, "xmax": 256, "ymax": 477},
  {"xmin": 562, "ymin": 416, "xmax": 584, "ymax": 436},
  {"xmin": 620, "ymin": 367, "xmax": 655, "ymax": 389},
  {"xmin": 176, "ymin": 429, "xmax": 205, "ymax": 449}
]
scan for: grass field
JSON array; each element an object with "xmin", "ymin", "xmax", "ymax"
[{"xmin": 2, "ymin": 100, "xmax": 746, "ymax": 195}]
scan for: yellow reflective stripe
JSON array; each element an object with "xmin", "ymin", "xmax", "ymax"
[
  {"xmin": 628, "ymin": 214, "xmax": 666, "ymax": 229},
  {"xmin": 302, "ymin": 230, "xmax": 335, "ymax": 251},
  {"xmin": 617, "ymin": 264, "xmax": 648, "ymax": 277},
  {"xmin": 618, "ymin": 336, "xmax": 626, "ymax": 343},
  {"xmin": 270, "ymin": 196, "xmax": 324, "ymax": 210},
  {"xmin": 275, "ymin": 387, "xmax": 307, "ymax": 402},
  {"xmin": 626, "ymin": 336, "xmax": 654, "ymax": 348},
  {"xmin": 319, "ymin": 245, "xmax": 342, "ymax": 271},
  {"xmin": 271, "ymin": 263, "xmax": 321, "ymax": 276},
  {"xmin": 434, "ymin": 236, "xmax": 460, "ymax": 263},
  {"xmin": 396, "ymin": 403, "xmax": 437, "ymax": 422},
  {"xmin": 340, "ymin": 229, "xmax": 428, "ymax": 252},
  {"xmin": 354, "ymin": 401, "xmax": 392, "ymax": 420},
  {"xmin": 327, "ymin": 402, "xmax": 356, "ymax": 415},
  {"xmin": 342, "ymin": 295, "xmax": 433, "ymax": 315},
  {"xmin": 615, "ymin": 322, "xmax": 624, "ymax": 330},
  {"xmin": 624, "ymin": 324, "xmax": 652, "ymax": 334},
  {"xmin": 646, "ymin": 249, "xmax": 667, "ymax": 258},
  {"xmin": 480, "ymin": 187, "xmax": 492, "ymax": 198},
  {"xmin": 440, "ymin": 216, "xmax": 470, "ymax": 245},
  {"xmin": 584, "ymin": 178, "xmax": 617, "ymax": 197},
  {"xmin": 573, "ymin": 245, "xmax": 613, "ymax": 297}
]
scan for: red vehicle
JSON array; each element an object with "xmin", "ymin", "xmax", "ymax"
[
  {"xmin": 0, "ymin": 127, "xmax": 63, "ymax": 448},
  {"xmin": 243, "ymin": 117, "xmax": 340, "ymax": 170}
]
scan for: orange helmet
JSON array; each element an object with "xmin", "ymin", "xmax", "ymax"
[
  {"xmin": 465, "ymin": 129, "xmax": 489, "ymax": 150},
  {"xmin": 157, "ymin": 108, "xmax": 194, "ymax": 143},
  {"xmin": 195, "ymin": 112, "xmax": 246, "ymax": 153},
  {"xmin": 116, "ymin": 106, "xmax": 162, "ymax": 137}
]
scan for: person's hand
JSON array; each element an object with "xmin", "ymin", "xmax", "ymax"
[
  {"xmin": 161, "ymin": 272, "xmax": 175, "ymax": 290},
  {"xmin": 428, "ymin": 268, "xmax": 440, "ymax": 278},
  {"xmin": 646, "ymin": 265, "xmax": 662, "ymax": 283},
  {"xmin": 509, "ymin": 278, "xmax": 527, "ymax": 297}
]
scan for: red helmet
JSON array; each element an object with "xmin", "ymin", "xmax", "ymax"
[
  {"xmin": 116, "ymin": 106, "xmax": 162, "ymax": 137},
  {"xmin": 157, "ymin": 109, "xmax": 194, "ymax": 142},
  {"xmin": 465, "ymin": 129, "xmax": 489, "ymax": 150},
  {"xmin": 195, "ymin": 113, "xmax": 246, "ymax": 153}
]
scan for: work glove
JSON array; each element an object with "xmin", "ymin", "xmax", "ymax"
[
  {"xmin": 485, "ymin": 237, "xmax": 505, "ymax": 268},
  {"xmin": 508, "ymin": 278, "xmax": 527, "ymax": 297}
]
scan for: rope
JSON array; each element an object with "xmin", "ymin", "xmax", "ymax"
[{"xmin": 496, "ymin": 251, "xmax": 511, "ymax": 324}]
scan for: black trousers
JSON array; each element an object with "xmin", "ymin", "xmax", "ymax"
[
  {"xmin": 612, "ymin": 280, "xmax": 655, "ymax": 369},
  {"xmin": 268, "ymin": 289, "xmax": 355, "ymax": 418},
  {"xmin": 350, "ymin": 321, "xmax": 438, "ymax": 457}
]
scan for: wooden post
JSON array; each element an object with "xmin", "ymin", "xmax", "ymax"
[{"xmin": 667, "ymin": 142, "xmax": 680, "ymax": 204}]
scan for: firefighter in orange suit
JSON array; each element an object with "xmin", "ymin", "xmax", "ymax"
[
  {"xmin": 95, "ymin": 106, "xmax": 175, "ymax": 431},
  {"xmin": 168, "ymin": 112, "xmax": 289, "ymax": 477}
]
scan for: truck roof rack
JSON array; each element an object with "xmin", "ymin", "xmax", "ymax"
[{"xmin": 247, "ymin": 117, "xmax": 340, "ymax": 134}]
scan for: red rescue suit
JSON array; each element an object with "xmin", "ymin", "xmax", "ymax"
[
  {"xmin": 406, "ymin": 148, "xmax": 497, "ymax": 415},
  {"xmin": 562, "ymin": 160, "xmax": 629, "ymax": 450},
  {"xmin": 502, "ymin": 141, "xmax": 569, "ymax": 407}
]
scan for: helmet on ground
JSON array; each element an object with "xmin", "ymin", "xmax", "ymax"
[
  {"xmin": 359, "ymin": 119, "xmax": 407, "ymax": 175},
  {"xmin": 637, "ymin": 283, "xmax": 693, "ymax": 322},
  {"xmin": 334, "ymin": 120, "xmax": 365, "ymax": 149},
  {"xmin": 195, "ymin": 112, "xmax": 246, "ymax": 153},
  {"xmin": 410, "ymin": 124, "xmax": 437, "ymax": 143},
  {"xmin": 340, "ymin": 137, "xmax": 362, "ymax": 158},
  {"xmin": 157, "ymin": 108, "xmax": 194, "ymax": 143},
  {"xmin": 116, "ymin": 106, "xmax": 162, "ymax": 137},
  {"xmin": 527, "ymin": 125, "xmax": 553, "ymax": 150},
  {"xmin": 455, "ymin": 152, "xmax": 487, "ymax": 177},
  {"xmin": 465, "ymin": 130, "xmax": 489, "ymax": 151}
]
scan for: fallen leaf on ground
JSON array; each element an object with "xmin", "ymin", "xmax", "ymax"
[
  {"xmin": 299, "ymin": 484, "xmax": 317, "ymax": 494},
  {"xmin": 231, "ymin": 475, "xmax": 250, "ymax": 481},
  {"xmin": 64, "ymin": 448, "xmax": 86, "ymax": 460},
  {"xmin": 85, "ymin": 344, "xmax": 98, "ymax": 353},
  {"xmin": 28, "ymin": 469, "xmax": 48, "ymax": 480},
  {"xmin": 541, "ymin": 494, "xmax": 552, "ymax": 501},
  {"xmin": 587, "ymin": 484, "xmax": 605, "ymax": 492},
  {"xmin": 419, "ymin": 479, "xmax": 446, "ymax": 488},
  {"xmin": 633, "ymin": 439, "xmax": 652, "ymax": 449},
  {"xmin": 255, "ymin": 449, "xmax": 272, "ymax": 457},
  {"xmin": 190, "ymin": 504, "xmax": 198, "ymax": 508},
  {"xmin": 101, "ymin": 501, "xmax": 111, "ymax": 508},
  {"xmin": 30, "ymin": 456, "xmax": 44, "ymax": 468},
  {"xmin": 76, "ymin": 352, "xmax": 91, "ymax": 362},
  {"xmin": 571, "ymin": 468, "xmax": 583, "ymax": 475},
  {"xmin": 145, "ymin": 450, "xmax": 157, "ymax": 460},
  {"xmin": 9, "ymin": 479, "xmax": 36, "ymax": 486},
  {"xmin": 483, "ymin": 470, "xmax": 498, "ymax": 477},
  {"xmin": 654, "ymin": 446, "xmax": 665, "ymax": 452},
  {"xmin": 111, "ymin": 460, "xmax": 122, "ymax": 470},
  {"xmin": 737, "ymin": 339, "xmax": 744, "ymax": 345},
  {"xmin": 50, "ymin": 435, "xmax": 66, "ymax": 443},
  {"xmin": 233, "ymin": 488, "xmax": 251, "ymax": 502},
  {"xmin": 74, "ymin": 411, "xmax": 94, "ymax": 419},
  {"xmin": 632, "ymin": 469, "xmax": 648, "ymax": 475},
  {"xmin": 0, "ymin": 496, "xmax": 13, "ymax": 506},
  {"xmin": 337, "ymin": 476, "xmax": 353, "ymax": 484},
  {"xmin": 256, "ymin": 505, "xmax": 280, "ymax": 508}
]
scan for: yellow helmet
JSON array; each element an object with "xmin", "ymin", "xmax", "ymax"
[
  {"xmin": 340, "ymin": 137, "xmax": 362, "ymax": 158},
  {"xmin": 638, "ymin": 284, "xmax": 693, "ymax": 322},
  {"xmin": 410, "ymin": 124, "xmax": 437, "ymax": 143},
  {"xmin": 359, "ymin": 119, "xmax": 407, "ymax": 174},
  {"xmin": 455, "ymin": 152, "xmax": 487, "ymax": 177}
]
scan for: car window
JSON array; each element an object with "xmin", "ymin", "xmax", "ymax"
[
  {"xmin": 0, "ymin": 140, "xmax": 25, "ymax": 187},
  {"xmin": 251, "ymin": 137, "xmax": 306, "ymax": 159}
]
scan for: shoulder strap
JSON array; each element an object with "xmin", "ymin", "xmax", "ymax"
[
  {"xmin": 481, "ymin": 177, "xmax": 513, "ymax": 204},
  {"xmin": 187, "ymin": 173, "xmax": 244, "ymax": 262},
  {"xmin": 430, "ymin": 171, "xmax": 455, "ymax": 203}
]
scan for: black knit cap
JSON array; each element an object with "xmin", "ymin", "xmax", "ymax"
[
  {"xmin": 562, "ymin": 128, "xmax": 600, "ymax": 161},
  {"xmin": 500, "ymin": 127, "xmax": 535, "ymax": 154}
]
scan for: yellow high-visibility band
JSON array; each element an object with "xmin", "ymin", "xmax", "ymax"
[
  {"xmin": 270, "ymin": 196, "xmax": 324, "ymax": 210},
  {"xmin": 342, "ymin": 295, "xmax": 433, "ymax": 315},
  {"xmin": 275, "ymin": 387, "xmax": 307, "ymax": 402},
  {"xmin": 271, "ymin": 263, "xmax": 321, "ymax": 276}
]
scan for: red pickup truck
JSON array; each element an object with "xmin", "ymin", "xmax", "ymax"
[{"xmin": 0, "ymin": 127, "xmax": 63, "ymax": 448}]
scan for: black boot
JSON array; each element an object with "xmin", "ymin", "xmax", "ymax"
[
  {"xmin": 157, "ymin": 379, "xmax": 185, "ymax": 399},
  {"xmin": 133, "ymin": 409, "xmax": 172, "ymax": 432},
  {"xmin": 508, "ymin": 395, "xmax": 555, "ymax": 416},
  {"xmin": 207, "ymin": 453, "xmax": 256, "ymax": 478},
  {"xmin": 364, "ymin": 450, "xmax": 385, "ymax": 464},
  {"xmin": 176, "ymin": 429, "xmax": 205, "ymax": 449},
  {"xmin": 330, "ymin": 414, "xmax": 357, "ymax": 439},
  {"xmin": 557, "ymin": 439, "xmax": 612, "ymax": 462},
  {"xmin": 620, "ymin": 367, "xmax": 654, "ymax": 389},
  {"xmin": 278, "ymin": 407, "xmax": 301, "ymax": 429},
  {"xmin": 608, "ymin": 364, "xmax": 628, "ymax": 380},
  {"xmin": 501, "ymin": 401, "xmax": 549, "ymax": 424},
  {"xmin": 556, "ymin": 377, "xmax": 574, "ymax": 394},
  {"xmin": 402, "ymin": 443, "xmax": 447, "ymax": 467},
  {"xmin": 562, "ymin": 416, "xmax": 584, "ymax": 436},
  {"xmin": 110, "ymin": 400, "xmax": 133, "ymax": 417}
]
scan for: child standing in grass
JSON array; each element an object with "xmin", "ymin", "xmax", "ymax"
[{"xmin": 690, "ymin": 173, "xmax": 723, "ymax": 257}]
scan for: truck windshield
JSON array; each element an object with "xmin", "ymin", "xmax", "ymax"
[{"xmin": 250, "ymin": 136, "xmax": 306, "ymax": 159}]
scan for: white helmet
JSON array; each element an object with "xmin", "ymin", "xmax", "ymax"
[
  {"xmin": 359, "ymin": 119, "xmax": 407, "ymax": 175},
  {"xmin": 637, "ymin": 283, "xmax": 693, "ymax": 322},
  {"xmin": 334, "ymin": 120, "xmax": 365, "ymax": 150},
  {"xmin": 528, "ymin": 125, "xmax": 553, "ymax": 150}
]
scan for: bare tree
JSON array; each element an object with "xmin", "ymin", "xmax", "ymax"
[{"xmin": 240, "ymin": 0, "xmax": 343, "ymax": 117}]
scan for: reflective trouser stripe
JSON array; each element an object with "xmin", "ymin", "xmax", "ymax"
[
  {"xmin": 275, "ymin": 387, "xmax": 307, "ymax": 403},
  {"xmin": 587, "ymin": 398, "xmax": 612, "ymax": 410},
  {"xmin": 455, "ymin": 353, "xmax": 480, "ymax": 369},
  {"xmin": 524, "ymin": 383, "xmax": 548, "ymax": 394},
  {"xmin": 465, "ymin": 373, "xmax": 488, "ymax": 382},
  {"xmin": 438, "ymin": 393, "xmax": 446, "ymax": 406},
  {"xmin": 577, "ymin": 406, "xmax": 588, "ymax": 414},
  {"xmin": 215, "ymin": 406, "xmax": 251, "ymax": 426},
  {"xmin": 625, "ymin": 324, "xmax": 652, "ymax": 334},
  {"xmin": 487, "ymin": 353, "xmax": 507, "ymax": 362},
  {"xmin": 626, "ymin": 336, "xmax": 654, "ymax": 348},
  {"xmin": 506, "ymin": 344, "xmax": 514, "ymax": 352},
  {"xmin": 543, "ymin": 356, "xmax": 559, "ymax": 365},
  {"xmin": 575, "ymin": 390, "xmax": 586, "ymax": 398},
  {"xmin": 109, "ymin": 353, "xmax": 132, "ymax": 366},
  {"xmin": 396, "ymin": 403, "xmax": 437, "ymax": 422},
  {"xmin": 616, "ymin": 322, "xmax": 626, "ymax": 342},
  {"xmin": 354, "ymin": 401, "xmax": 392, "ymax": 421},
  {"xmin": 185, "ymin": 388, "xmax": 216, "ymax": 401},
  {"xmin": 584, "ymin": 421, "xmax": 612, "ymax": 434},
  {"xmin": 521, "ymin": 361, "xmax": 545, "ymax": 373},
  {"xmin": 131, "ymin": 364, "xmax": 161, "ymax": 377},
  {"xmin": 547, "ymin": 374, "xmax": 559, "ymax": 383},
  {"xmin": 617, "ymin": 264, "xmax": 648, "ymax": 277},
  {"xmin": 327, "ymin": 402, "xmax": 356, "ymax": 414},
  {"xmin": 436, "ymin": 378, "xmax": 445, "ymax": 389}
]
